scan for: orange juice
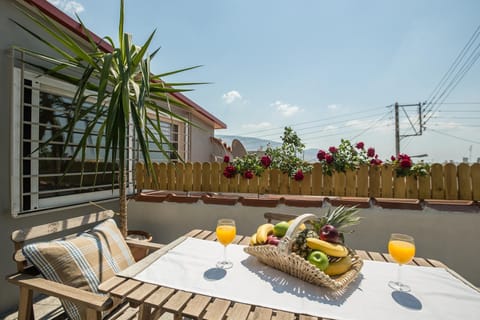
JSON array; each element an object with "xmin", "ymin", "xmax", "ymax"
[
  {"xmin": 216, "ymin": 225, "xmax": 236, "ymax": 245},
  {"xmin": 389, "ymin": 240, "xmax": 415, "ymax": 264}
]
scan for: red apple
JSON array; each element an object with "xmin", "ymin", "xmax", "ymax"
[
  {"xmin": 320, "ymin": 224, "xmax": 340, "ymax": 243},
  {"xmin": 267, "ymin": 234, "xmax": 280, "ymax": 246}
]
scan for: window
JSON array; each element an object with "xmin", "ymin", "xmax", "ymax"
[
  {"xmin": 12, "ymin": 66, "xmax": 187, "ymax": 216},
  {"xmin": 146, "ymin": 119, "xmax": 185, "ymax": 162}
]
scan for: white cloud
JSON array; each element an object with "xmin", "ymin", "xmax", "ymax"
[
  {"xmin": 222, "ymin": 90, "xmax": 242, "ymax": 104},
  {"xmin": 327, "ymin": 104, "xmax": 339, "ymax": 110},
  {"xmin": 48, "ymin": 0, "xmax": 84, "ymax": 16},
  {"xmin": 241, "ymin": 122, "xmax": 272, "ymax": 130},
  {"xmin": 271, "ymin": 101, "xmax": 300, "ymax": 117}
]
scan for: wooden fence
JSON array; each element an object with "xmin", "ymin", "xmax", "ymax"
[{"xmin": 135, "ymin": 162, "xmax": 480, "ymax": 200}]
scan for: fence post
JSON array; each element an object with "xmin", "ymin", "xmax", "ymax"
[
  {"xmin": 311, "ymin": 163, "xmax": 323, "ymax": 196},
  {"xmin": 444, "ymin": 163, "xmax": 458, "ymax": 200},
  {"xmin": 472, "ymin": 163, "xmax": 480, "ymax": 201},
  {"xmin": 431, "ymin": 163, "xmax": 444, "ymax": 199},
  {"xmin": 192, "ymin": 162, "xmax": 202, "ymax": 191},
  {"xmin": 381, "ymin": 165, "xmax": 393, "ymax": 198},
  {"xmin": 184, "ymin": 162, "xmax": 193, "ymax": 192},
  {"xmin": 176, "ymin": 162, "xmax": 185, "ymax": 192},
  {"xmin": 135, "ymin": 162, "xmax": 144, "ymax": 191},
  {"xmin": 369, "ymin": 165, "xmax": 381, "ymax": 198},
  {"xmin": 357, "ymin": 165, "xmax": 368, "ymax": 197},
  {"xmin": 457, "ymin": 163, "xmax": 472, "ymax": 200}
]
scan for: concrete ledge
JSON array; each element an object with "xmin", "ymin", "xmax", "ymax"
[{"xmin": 134, "ymin": 191, "xmax": 479, "ymax": 213}]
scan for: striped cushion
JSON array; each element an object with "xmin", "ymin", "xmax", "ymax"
[{"xmin": 22, "ymin": 219, "xmax": 135, "ymax": 320}]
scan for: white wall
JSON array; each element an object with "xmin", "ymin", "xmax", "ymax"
[{"xmin": 127, "ymin": 199, "xmax": 480, "ymax": 287}]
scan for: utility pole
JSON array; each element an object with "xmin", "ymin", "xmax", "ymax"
[
  {"xmin": 393, "ymin": 102, "xmax": 425, "ymax": 155},
  {"xmin": 395, "ymin": 103, "xmax": 400, "ymax": 156}
]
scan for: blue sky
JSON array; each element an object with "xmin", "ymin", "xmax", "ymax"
[{"xmin": 49, "ymin": 0, "xmax": 480, "ymax": 163}]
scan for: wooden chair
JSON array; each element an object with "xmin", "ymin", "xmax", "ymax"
[
  {"xmin": 264, "ymin": 212, "xmax": 301, "ymax": 223},
  {"xmin": 6, "ymin": 210, "xmax": 163, "ymax": 320}
]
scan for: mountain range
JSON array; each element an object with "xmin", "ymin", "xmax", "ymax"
[{"xmin": 216, "ymin": 135, "xmax": 319, "ymax": 162}]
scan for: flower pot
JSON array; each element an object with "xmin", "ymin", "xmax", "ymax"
[{"xmin": 127, "ymin": 230, "xmax": 153, "ymax": 261}]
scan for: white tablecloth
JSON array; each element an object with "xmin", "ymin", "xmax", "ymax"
[{"xmin": 132, "ymin": 237, "xmax": 480, "ymax": 320}]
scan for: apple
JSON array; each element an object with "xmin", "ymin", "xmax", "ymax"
[
  {"xmin": 267, "ymin": 234, "xmax": 280, "ymax": 246},
  {"xmin": 307, "ymin": 250, "xmax": 329, "ymax": 271},
  {"xmin": 320, "ymin": 224, "xmax": 340, "ymax": 243},
  {"xmin": 273, "ymin": 221, "xmax": 289, "ymax": 237}
]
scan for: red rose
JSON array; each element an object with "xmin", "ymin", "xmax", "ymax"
[
  {"xmin": 243, "ymin": 170, "xmax": 254, "ymax": 179},
  {"xmin": 261, "ymin": 155, "xmax": 272, "ymax": 168},
  {"xmin": 390, "ymin": 155, "xmax": 396, "ymax": 161},
  {"xmin": 294, "ymin": 170, "xmax": 304, "ymax": 181},
  {"xmin": 367, "ymin": 147, "xmax": 375, "ymax": 157},
  {"xmin": 317, "ymin": 149, "xmax": 326, "ymax": 161},
  {"xmin": 400, "ymin": 158, "xmax": 412, "ymax": 168},
  {"xmin": 223, "ymin": 165, "xmax": 236, "ymax": 178},
  {"xmin": 329, "ymin": 146, "xmax": 338, "ymax": 153},
  {"xmin": 355, "ymin": 142, "xmax": 364, "ymax": 149},
  {"xmin": 223, "ymin": 155, "xmax": 230, "ymax": 163},
  {"xmin": 370, "ymin": 157, "xmax": 383, "ymax": 165},
  {"xmin": 325, "ymin": 154, "xmax": 334, "ymax": 164}
]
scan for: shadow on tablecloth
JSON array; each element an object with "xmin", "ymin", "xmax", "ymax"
[{"xmin": 241, "ymin": 256, "xmax": 363, "ymax": 306}]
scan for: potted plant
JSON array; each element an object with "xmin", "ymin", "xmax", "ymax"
[{"xmin": 14, "ymin": 0, "xmax": 200, "ymax": 240}]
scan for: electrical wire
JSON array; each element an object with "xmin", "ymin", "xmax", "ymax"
[
  {"xmin": 348, "ymin": 110, "xmax": 392, "ymax": 141},
  {"xmin": 428, "ymin": 128, "xmax": 480, "ymax": 144},
  {"xmin": 424, "ymin": 41, "xmax": 480, "ymax": 124},
  {"xmin": 423, "ymin": 23, "xmax": 480, "ymax": 123},
  {"xmin": 226, "ymin": 105, "xmax": 386, "ymax": 137}
]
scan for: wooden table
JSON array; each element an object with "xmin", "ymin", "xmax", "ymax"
[{"xmin": 98, "ymin": 229, "xmax": 448, "ymax": 320}]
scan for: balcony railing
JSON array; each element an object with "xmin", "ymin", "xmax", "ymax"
[{"xmin": 135, "ymin": 162, "xmax": 480, "ymax": 200}]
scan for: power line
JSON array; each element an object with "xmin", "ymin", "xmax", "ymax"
[
  {"xmin": 423, "ymin": 23, "xmax": 480, "ymax": 124},
  {"xmin": 434, "ymin": 102, "xmax": 480, "ymax": 105},
  {"xmin": 424, "ymin": 41, "xmax": 480, "ymax": 124},
  {"xmin": 349, "ymin": 111, "xmax": 392, "ymax": 141},
  {"xmin": 226, "ymin": 105, "xmax": 387, "ymax": 137},
  {"xmin": 247, "ymin": 113, "xmax": 392, "ymax": 142},
  {"xmin": 429, "ymin": 128, "xmax": 480, "ymax": 144},
  {"xmin": 438, "ymin": 110, "xmax": 480, "ymax": 113}
]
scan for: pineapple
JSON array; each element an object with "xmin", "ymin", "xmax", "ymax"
[
  {"xmin": 315, "ymin": 205, "xmax": 361, "ymax": 243},
  {"xmin": 291, "ymin": 229, "xmax": 318, "ymax": 258}
]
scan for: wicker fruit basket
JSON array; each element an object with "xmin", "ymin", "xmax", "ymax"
[{"xmin": 244, "ymin": 213, "xmax": 363, "ymax": 291}]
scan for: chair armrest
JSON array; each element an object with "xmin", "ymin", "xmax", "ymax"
[
  {"xmin": 125, "ymin": 239, "xmax": 164, "ymax": 251},
  {"xmin": 7, "ymin": 273, "xmax": 113, "ymax": 311}
]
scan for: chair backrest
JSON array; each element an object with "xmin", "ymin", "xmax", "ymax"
[
  {"xmin": 11, "ymin": 210, "xmax": 115, "ymax": 272},
  {"xmin": 264, "ymin": 212, "xmax": 300, "ymax": 223}
]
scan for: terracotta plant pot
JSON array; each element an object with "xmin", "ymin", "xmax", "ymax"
[{"xmin": 127, "ymin": 230, "xmax": 153, "ymax": 261}]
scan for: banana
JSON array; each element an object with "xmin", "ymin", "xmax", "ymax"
[
  {"xmin": 249, "ymin": 233, "xmax": 258, "ymax": 246},
  {"xmin": 256, "ymin": 223, "xmax": 274, "ymax": 244},
  {"xmin": 287, "ymin": 219, "xmax": 306, "ymax": 230},
  {"xmin": 306, "ymin": 238, "xmax": 348, "ymax": 257},
  {"xmin": 324, "ymin": 255, "xmax": 353, "ymax": 276}
]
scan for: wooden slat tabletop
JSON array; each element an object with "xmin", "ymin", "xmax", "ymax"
[{"xmin": 99, "ymin": 229, "xmax": 446, "ymax": 320}]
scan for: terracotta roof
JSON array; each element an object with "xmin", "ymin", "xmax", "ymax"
[
  {"xmin": 134, "ymin": 191, "xmax": 480, "ymax": 213},
  {"xmin": 23, "ymin": 0, "xmax": 227, "ymax": 129}
]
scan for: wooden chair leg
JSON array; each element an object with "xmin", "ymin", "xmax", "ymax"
[
  {"xmin": 85, "ymin": 308, "xmax": 102, "ymax": 320},
  {"xmin": 18, "ymin": 287, "xmax": 34, "ymax": 320},
  {"xmin": 138, "ymin": 304, "xmax": 151, "ymax": 320}
]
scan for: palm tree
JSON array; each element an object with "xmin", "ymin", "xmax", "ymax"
[{"xmin": 14, "ymin": 0, "xmax": 202, "ymax": 236}]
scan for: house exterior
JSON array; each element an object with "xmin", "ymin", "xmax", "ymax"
[{"xmin": 0, "ymin": 0, "xmax": 225, "ymax": 314}]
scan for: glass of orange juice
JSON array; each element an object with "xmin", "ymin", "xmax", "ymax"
[
  {"xmin": 388, "ymin": 233, "xmax": 415, "ymax": 291},
  {"xmin": 216, "ymin": 219, "xmax": 236, "ymax": 269}
]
